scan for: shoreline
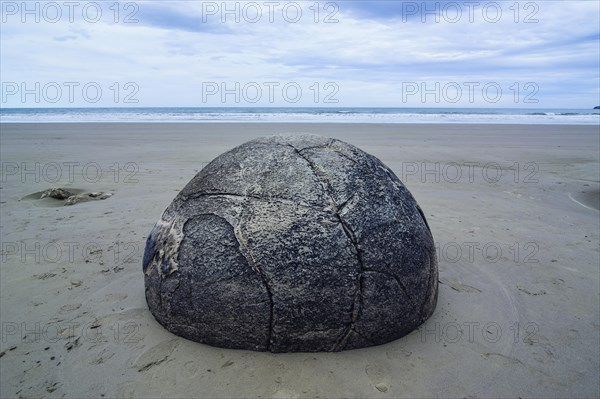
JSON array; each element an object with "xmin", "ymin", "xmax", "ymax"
[
  {"xmin": 2, "ymin": 121, "xmax": 599, "ymax": 126},
  {"xmin": 2, "ymin": 106, "xmax": 599, "ymax": 126}
]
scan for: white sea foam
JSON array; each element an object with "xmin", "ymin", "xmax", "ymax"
[{"xmin": 1, "ymin": 108, "xmax": 598, "ymax": 124}]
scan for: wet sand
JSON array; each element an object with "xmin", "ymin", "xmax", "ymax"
[{"xmin": 0, "ymin": 123, "xmax": 598, "ymax": 398}]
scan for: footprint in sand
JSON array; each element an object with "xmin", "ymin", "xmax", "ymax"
[
  {"xmin": 104, "ymin": 292, "xmax": 128, "ymax": 302},
  {"xmin": 517, "ymin": 285, "xmax": 547, "ymax": 296},
  {"xmin": 58, "ymin": 303, "xmax": 82, "ymax": 314},
  {"xmin": 481, "ymin": 352, "xmax": 524, "ymax": 366},
  {"xmin": 365, "ymin": 363, "xmax": 391, "ymax": 393},
  {"xmin": 134, "ymin": 339, "xmax": 179, "ymax": 372},
  {"xmin": 439, "ymin": 278, "xmax": 481, "ymax": 293},
  {"xmin": 272, "ymin": 388, "xmax": 302, "ymax": 398}
]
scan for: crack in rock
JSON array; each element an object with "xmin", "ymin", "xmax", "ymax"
[
  {"xmin": 329, "ymin": 145, "xmax": 360, "ymax": 165},
  {"xmin": 362, "ymin": 269, "xmax": 416, "ymax": 309},
  {"xmin": 377, "ymin": 164, "xmax": 433, "ymax": 316},
  {"xmin": 419, "ymin": 254, "xmax": 435, "ymax": 318},
  {"xmin": 287, "ymin": 143, "xmax": 365, "ymax": 351},
  {"xmin": 337, "ymin": 192, "xmax": 358, "ymax": 213},
  {"xmin": 186, "ymin": 192, "xmax": 316, "ymax": 209},
  {"xmin": 232, "ymin": 207, "xmax": 274, "ymax": 351},
  {"xmin": 415, "ymin": 204, "xmax": 432, "ymax": 233}
]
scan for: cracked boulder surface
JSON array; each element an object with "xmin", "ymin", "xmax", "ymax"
[{"xmin": 143, "ymin": 134, "xmax": 438, "ymax": 352}]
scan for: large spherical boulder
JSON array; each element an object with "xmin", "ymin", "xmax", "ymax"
[{"xmin": 143, "ymin": 134, "xmax": 437, "ymax": 352}]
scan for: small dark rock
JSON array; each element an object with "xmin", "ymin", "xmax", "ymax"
[{"xmin": 143, "ymin": 134, "xmax": 438, "ymax": 352}]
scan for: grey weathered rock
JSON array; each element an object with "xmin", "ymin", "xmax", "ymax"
[
  {"xmin": 64, "ymin": 192, "xmax": 112, "ymax": 206},
  {"xmin": 143, "ymin": 134, "xmax": 438, "ymax": 352},
  {"xmin": 40, "ymin": 188, "xmax": 74, "ymax": 200}
]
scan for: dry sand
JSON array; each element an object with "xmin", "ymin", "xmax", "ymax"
[{"xmin": 0, "ymin": 123, "xmax": 598, "ymax": 398}]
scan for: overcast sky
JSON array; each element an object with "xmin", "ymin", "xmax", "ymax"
[{"xmin": 1, "ymin": 1, "xmax": 599, "ymax": 108}]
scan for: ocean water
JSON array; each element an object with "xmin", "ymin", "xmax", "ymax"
[{"xmin": 0, "ymin": 107, "xmax": 599, "ymax": 124}]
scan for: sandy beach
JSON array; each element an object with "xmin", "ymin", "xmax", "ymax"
[{"xmin": 0, "ymin": 122, "xmax": 598, "ymax": 398}]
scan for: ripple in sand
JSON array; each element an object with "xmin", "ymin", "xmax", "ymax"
[{"xmin": 569, "ymin": 189, "xmax": 600, "ymax": 211}]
